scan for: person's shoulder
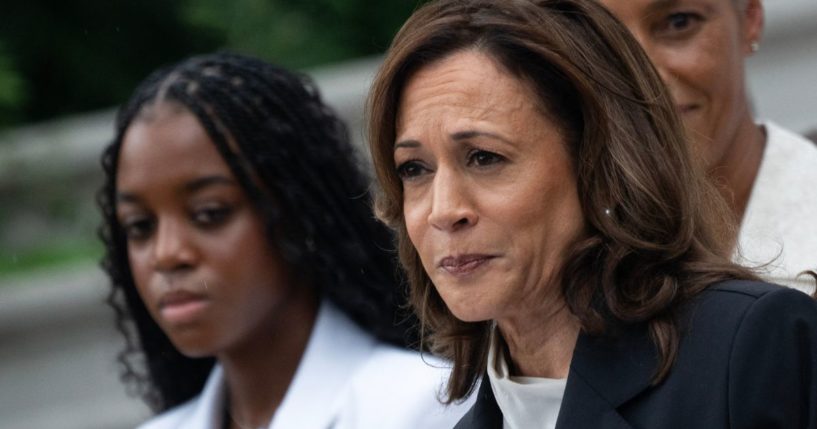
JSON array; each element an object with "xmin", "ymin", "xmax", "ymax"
[
  {"xmin": 696, "ymin": 279, "xmax": 817, "ymax": 331},
  {"xmin": 701, "ymin": 279, "xmax": 814, "ymax": 309},
  {"xmin": 135, "ymin": 398, "xmax": 199, "ymax": 429},
  {"xmin": 705, "ymin": 278, "xmax": 785, "ymax": 298},
  {"xmin": 711, "ymin": 279, "xmax": 817, "ymax": 426},
  {"xmin": 763, "ymin": 121, "xmax": 817, "ymax": 158},
  {"xmin": 337, "ymin": 344, "xmax": 472, "ymax": 428},
  {"xmin": 681, "ymin": 279, "xmax": 814, "ymax": 337},
  {"xmin": 357, "ymin": 344, "xmax": 451, "ymax": 398}
]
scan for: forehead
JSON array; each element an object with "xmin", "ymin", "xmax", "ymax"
[
  {"xmin": 599, "ymin": 0, "xmax": 733, "ymax": 17},
  {"xmin": 117, "ymin": 104, "xmax": 234, "ymax": 191},
  {"xmin": 397, "ymin": 50, "xmax": 539, "ymax": 129}
]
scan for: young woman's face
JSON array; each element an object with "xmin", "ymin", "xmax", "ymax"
[
  {"xmin": 394, "ymin": 50, "xmax": 585, "ymax": 323},
  {"xmin": 599, "ymin": 0, "xmax": 762, "ymax": 169},
  {"xmin": 116, "ymin": 103, "xmax": 294, "ymax": 357}
]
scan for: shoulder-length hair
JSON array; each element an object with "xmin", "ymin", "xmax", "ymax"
[
  {"xmin": 98, "ymin": 52, "xmax": 409, "ymax": 412},
  {"xmin": 367, "ymin": 0, "xmax": 754, "ymax": 402}
]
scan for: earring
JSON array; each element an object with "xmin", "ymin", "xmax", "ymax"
[{"xmin": 750, "ymin": 41, "xmax": 760, "ymax": 53}]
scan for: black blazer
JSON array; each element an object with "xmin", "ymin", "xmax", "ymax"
[{"xmin": 454, "ymin": 280, "xmax": 817, "ymax": 429}]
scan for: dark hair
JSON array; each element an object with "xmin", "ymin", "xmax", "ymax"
[
  {"xmin": 368, "ymin": 0, "xmax": 756, "ymax": 402},
  {"xmin": 98, "ymin": 52, "xmax": 410, "ymax": 412},
  {"xmin": 806, "ymin": 129, "xmax": 817, "ymax": 145}
]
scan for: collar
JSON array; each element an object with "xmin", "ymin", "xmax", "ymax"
[
  {"xmin": 457, "ymin": 325, "xmax": 654, "ymax": 429},
  {"xmin": 555, "ymin": 324, "xmax": 654, "ymax": 429},
  {"xmin": 183, "ymin": 365, "xmax": 227, "ymax": 429},
  {"xmin": 180, "ymin": 300, "xmax": 377, "ymax": 429},
  {"xmin": 487, "ymin": 327, "xmax": 566, "ymax": 429},
  {"xmin": 269, "ymin": 299, "xmax": 377, "ymax": 429}
]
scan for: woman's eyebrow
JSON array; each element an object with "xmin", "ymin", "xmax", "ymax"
[
  {"xmin": 394, "ymin": 139, "xmax": 421, "ymax": 150},
  {"xmin": 115, "ymin": 175, "xmax": 237, "ymax": 204},
  {"xmin": 451, "ymin": 130, "xmax": 512, "ymax": 144},
  {"xmin": 395, "ymin": 130, "xmax": 512, "ymax": 151},
  {"xmin": 115, "ymin": 192, "xmax": 140, "ymax": 204},
  {"xmin": 184, "ymin": 175, "xmax": 237, "ymax": 193},
  {"xmin": 645, "ymin": 0, "xmax": 680, "ymax": 15}
]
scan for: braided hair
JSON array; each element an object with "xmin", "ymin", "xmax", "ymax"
[{"xmin": 97, "ymin": 52, "xmax": 412, "ymax": 412}]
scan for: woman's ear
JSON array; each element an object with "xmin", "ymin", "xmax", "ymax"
[{"xmin": 741, "ymin": 0, "xmax": 764, "ymax": 55}]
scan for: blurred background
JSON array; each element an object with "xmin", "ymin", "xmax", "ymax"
[{"xmin": 0, "ymin": 1, "xmax": 815, "ymax": 428}]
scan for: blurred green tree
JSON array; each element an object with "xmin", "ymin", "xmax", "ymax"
[
  {"xmin": 0, "ymin": 0, "xmax": 221, "ymax": 128},
  {"xmin": 183, "ymin": 0, "xmax": 421, "ymax": 69},
  {"xmin": 0, "ymin": 0, "xmax": 422, "ymax": 130}
]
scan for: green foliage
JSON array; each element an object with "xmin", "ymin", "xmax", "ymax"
[
  {"xmin": 183, "ymin": 0, "xmax": 422, "ymax": 69},
  {"xmin": 0, "ymin": 43, "xmax": 27, "ymax": 127},
  {"xmin": 0, "ymin": 0, "xmax": 222, "ymax": 129},
  {"xmin": 0, "ymin": 238, "xmax": 102, "ymax": 280},
  {"xmin": 0, "ymin": 0, "xmax": 425, "ymax": 130}
]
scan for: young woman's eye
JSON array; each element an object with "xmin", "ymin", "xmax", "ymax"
[
  {"xmin": 467, "ymin": 149, "xmax": 504, "ymax": 167},
  {"xmin": 192, "ymin": 205, "xmax": 233, "ymax": 227},
  {"xmin": 655, "ymin": 12, "xmax": 703, "ymax": 38},
  {"xmin": 121, "ymin": 217, "xmax": 155, "ymax": 241},
  {"xmin": 396, "ymin": 160, "xmax": 428, "ymax": 180}
]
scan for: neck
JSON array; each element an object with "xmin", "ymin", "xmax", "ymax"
[
  {"xmin": 220, "ymin": 287, "xmax": 319, "ymax": 429},
  {"xmin": 496, "ymin": 296, "xmax": 580, "ymax": 379},
  {"xmin": 708, "ymin": 114, "xmax": 766, "ymax": 225}
]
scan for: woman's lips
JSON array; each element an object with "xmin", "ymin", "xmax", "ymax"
[
  {"xmin": 158, "ymin": 290, "xmax": 210, "ymax": 324},
  {"xmin": 439, "ymin": 254, "xmax": 495, "ymax": 276}
]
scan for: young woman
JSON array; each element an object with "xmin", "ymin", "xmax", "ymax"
[{"xmin": 98, "ymin": 52, "xmax": 467, "ymax": 429}]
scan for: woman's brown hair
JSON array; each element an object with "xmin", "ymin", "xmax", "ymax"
[{"xmin": 367, "ymin": 0, "xmax": 754, "ymax": 402}]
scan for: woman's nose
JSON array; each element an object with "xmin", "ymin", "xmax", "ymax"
[
  {"xmin": 427, "ymin": 171, "xmax": 477, "ymax": 232},
  {"xmin": 152, "ymin": 219, "xmax": 197, "ymax": 273}
]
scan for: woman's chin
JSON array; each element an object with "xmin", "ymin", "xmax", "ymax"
[
  {"xmin": 444, "ymin": 300, "xmax": 494, "ymax": 323},
  {"xmin": 167, "ymin": 333, "xmax": 219, "ymax": 359}
]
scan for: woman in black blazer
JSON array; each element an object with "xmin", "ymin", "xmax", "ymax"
[{"xmin": 366, "ymin": 0, "xmax": 817, "ymax": 427}]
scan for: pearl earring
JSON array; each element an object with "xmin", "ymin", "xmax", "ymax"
[{"xmin": 750, "ymin": 41, "xmax": 760, "ymax": 53}]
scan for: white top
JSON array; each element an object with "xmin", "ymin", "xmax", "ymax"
[
  {"xmin": 486, "ymin": 329, "xmax": 566, "ymax": 429},
  {"xmin": 736, "ymin": 121, "xmax": 817, "ymax": 294},
  {"xmin": 136, "ymin": 300, "xmax": 470, "ymax": 429}
]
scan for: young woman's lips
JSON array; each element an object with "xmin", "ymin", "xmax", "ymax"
[
  {"xmin": 439, "ymin": 254, "xmax": 495, "ymax": 276},
  {"xmin": 158, "ymin": 290, "xmax": 210, "ymax": 324}
]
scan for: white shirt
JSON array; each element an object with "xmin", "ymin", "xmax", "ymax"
[
  {"xmin": 736, "ymin": 122, "xmax": 817, "ymax": 294},
  {"xmin": 137, "ymin": 300, "xmax": 470, "ymax": 429},
  {"xmin": 486, "ymin": 329, "xmax": 566, "ymax": 429}
]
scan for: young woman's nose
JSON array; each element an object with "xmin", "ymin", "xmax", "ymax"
[
  {"xmin": 152, "ymin": 218, "xmax": 197, "ymax": 273},
  {"xmin": 427, "ymin": 169, "xmax": 477, "ymax": 232}
]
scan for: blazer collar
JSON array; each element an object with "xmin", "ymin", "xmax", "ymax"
[
  {"xmin": 180, "ymin": 300, "xmax": 377, "ymax": 429},
  {"xmin": 456, "ymin": 324, "xmax": 655, "ymax": 429},
  {"xmin": 269, "ymin": 299, "xmax": 377, "ymax": 429},
  {"xmin": 453, "ymin": 378, "xmax": 502, "ymax": 429},
  {"xmin": 182, "ymin": 365, "xmax": 227, "ymax": 429},
  {"xmin": 555, "ymin": 324, "xmax": 656, "ymax": 429}
]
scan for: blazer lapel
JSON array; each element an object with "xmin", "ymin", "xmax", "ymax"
[
  {"xmin": 556, "ymin": 324, "xmax": 656, "ymax": 429},
  {"xmin": 456, "ymin": 324, "xmax": 657, "ymax": 429},
  {"xmin": 454, "ymin": 378, "xmax": 503, "ymax": 429}
]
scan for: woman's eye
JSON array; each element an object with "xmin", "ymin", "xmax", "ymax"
[
  {"xmin": 467, "ymin": 150, "xmax": 504, "ymax": 167},
  {"xmin": 121, "ymin": 217, "xmax": 155, "ymax": 241},
  {"xmin": 396, "ymin": 160, "xmax": 428, "ymax": 180},
  {"xmin": 192, "ymin": 205, "xmax": 233, "ymax": 227},
  {"xmin": 656, "ymin": 12, "xmax": 702, "ymax": 38}
]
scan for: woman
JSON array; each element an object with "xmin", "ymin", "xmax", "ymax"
[
  {"xmin": 98, "ymin": 52, "xmax": 467, "ymax": 429},
  {"xmin": 367, "ymin": 0, "xmax": 817, "ymax": 427},
  {"xmin": 598, "ymin": 0, "xmax": 817, "ymax": 292}
]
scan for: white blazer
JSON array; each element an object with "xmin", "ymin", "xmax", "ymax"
[
  {"xmin": 137, "ymin": 300, "xmax": 471, "ymax": 429},
  {"xmin": 736, "ymin": 121, "xmax": 817, "ymax": 293}
]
